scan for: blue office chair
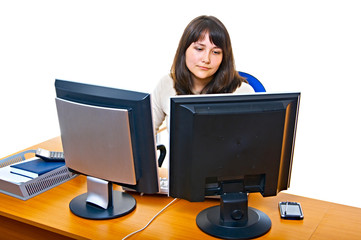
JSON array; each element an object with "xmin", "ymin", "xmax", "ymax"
[{"xmin": 238, "ymin": 71, "xmax": 266, "ymax": 92}]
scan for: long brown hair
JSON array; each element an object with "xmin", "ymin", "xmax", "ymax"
[{"xmin": 171, "ymin": 15, "xmax": 246, "ymax": 95}]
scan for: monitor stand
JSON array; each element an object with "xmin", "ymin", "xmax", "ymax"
[
  {"xmin": 69, "ymin": 176, "xmax": 136, "ymax": 220},
  {"xmin": 196, "ymin": 192, "xmax": 271, "ymax": 239}
]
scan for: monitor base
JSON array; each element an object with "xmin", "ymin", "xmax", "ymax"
[
  {"xmin": 196, "ymin": 206, "xmax": 271, "ymax": 239},
  {"xmin": 69, "ymin": 190, "xmax": 136, "ymax": 220}
]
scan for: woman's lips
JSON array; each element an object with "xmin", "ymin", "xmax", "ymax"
[{"xmin": 198, "ymin": 66, "xmax": 210, "ymax": 70}]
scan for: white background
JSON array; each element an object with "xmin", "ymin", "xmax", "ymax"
[{"xmin": 1, "ymin": 1, "xmax": 360, "ymax": 208}]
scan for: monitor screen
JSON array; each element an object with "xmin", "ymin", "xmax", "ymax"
[
  {"xmin": 55, "ymin": 79, "xmax": 160, "ymax": 220},
  {"xmin": 169, "ymin": 92, "xmax": 300, "ymax": 239}
]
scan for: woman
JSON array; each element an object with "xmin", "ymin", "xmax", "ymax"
[{"xmin": 152, "ymin": 15, "xmax": 254, "ymax": 132}]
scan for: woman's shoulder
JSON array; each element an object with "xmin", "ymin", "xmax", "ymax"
[
  {"xmin": 159, "ymin": 74, "xmax": 174, "ymax": 87},
  {"xmin": 154, "ymin": 74, "xmax": 176, "ymax": 95},
  {"xmin": 234, "ymin": 82, "xmax": 255, "ymax": 93}
]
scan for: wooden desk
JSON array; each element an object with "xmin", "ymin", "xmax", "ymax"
[{"xmin": 1, "ymin": 137, "xmax": 361, "ymax": 240}]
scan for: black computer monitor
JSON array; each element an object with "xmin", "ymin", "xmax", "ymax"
[
  {"xmin": 169, "ymin": 92, "xmax": 300, "ymax": 239},
  {"xmin": 55, "ymin": 79, "xmax": 161, "ymax": 220}
]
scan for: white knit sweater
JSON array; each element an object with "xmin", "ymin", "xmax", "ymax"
[{"xmin": 151, "ymin": 74, "xmax": 255, "ymax": 132}]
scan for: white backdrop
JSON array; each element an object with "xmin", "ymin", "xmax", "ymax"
[{"xmin": 1, "ymin": 0, "xmax": 360, "ymax": 208}]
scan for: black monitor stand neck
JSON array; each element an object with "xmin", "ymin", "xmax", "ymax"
[{"xmin": 196, "ymin": 183, "xmax": 272, "ymax": 239}]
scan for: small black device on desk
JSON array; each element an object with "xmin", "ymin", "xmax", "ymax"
[
  {"xmin": 279, "ymin": 201, "xmax": 304, "ymax": 220},
  {"xmin": 36, "ymin": 148, "xmax": 65, "ymax": 162}
]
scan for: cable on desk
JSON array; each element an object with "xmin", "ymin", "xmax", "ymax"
[{"xmin": 121, "ymin": 198, "xmax": 179, "ymax": 240}]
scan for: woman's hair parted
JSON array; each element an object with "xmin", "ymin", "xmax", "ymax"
[{"xmin": 171, "ymin": 15, "xmax": 246, "ymax": 95}]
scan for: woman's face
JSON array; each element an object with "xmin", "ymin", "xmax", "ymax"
[{"xmin": 185, "ymin": 32, "xmax": 223, "ymax": 85}]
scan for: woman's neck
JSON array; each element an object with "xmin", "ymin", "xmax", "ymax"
[{"xmin": 192, "ymin": 76, "xmax": 212, "ymax": 94}]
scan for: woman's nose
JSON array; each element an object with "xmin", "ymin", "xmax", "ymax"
[{"xmin": 201, "ymin": 52, "xmax": 211, "ymax": 63}]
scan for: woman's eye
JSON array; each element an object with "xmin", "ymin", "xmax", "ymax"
[
  {"xmin": 195, "ymin": 47, "xmax": 203, "ymax": 51},
  {"xmin": 213, "ymin": 50, "xmax": 222, "ymax": 55}
]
